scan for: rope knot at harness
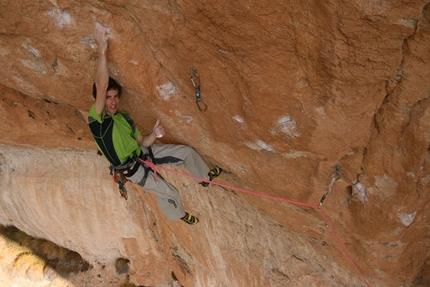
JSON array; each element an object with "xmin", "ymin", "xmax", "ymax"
[{"xmin": 136, "ymin": 158, "xmax": 160, "ymax": 183}]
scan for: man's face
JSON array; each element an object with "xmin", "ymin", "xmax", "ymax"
[{"xmin": 105, "ymin": 89, "xmax": 120, "ymax": 115}]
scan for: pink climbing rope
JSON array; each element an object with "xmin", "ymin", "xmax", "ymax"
[
  {"xmin": 318, "ymin": 209, "xmax": 371, "ymax": 287},
  {"xmin": 139, "ymin": 159, "xmax": 371, "ymax": 287}
]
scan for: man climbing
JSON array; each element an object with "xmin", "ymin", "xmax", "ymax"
[{"xmin": 88, "ymin": 24, "xmax": 221, "ymax": 225}]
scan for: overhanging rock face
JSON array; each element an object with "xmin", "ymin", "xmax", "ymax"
[
  {"xmin": 0, "ymin": 0, "xmax": 429, "ymax": 286},
  {"xmin": 0, "ymin": 145, "xmax": 365, "ymax": 286}
]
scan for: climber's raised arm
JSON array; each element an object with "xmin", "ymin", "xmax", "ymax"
[{"xmin": 94, "ymin": 24, "xmax": 109, "ymax": 117}]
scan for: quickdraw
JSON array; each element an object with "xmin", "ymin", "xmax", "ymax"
[
  {"xmin": 318, "ymin": 165, "xmax": 342, "ymax": 209},
  {"xmin": 190, "ymin": 67, "xmax": 207, "ymax": 112},
  {"xmin": 113, "ymin": 170, "xmax": 128, "ymax": 200}
]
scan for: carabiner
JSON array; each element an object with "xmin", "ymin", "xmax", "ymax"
[
  {"xmin": 318, "ymin": 165, "xmax": 342, "ymax": 208},
  {"xmin": 190, "ymin": 67, "xmax": 207, "ymax": 112}
]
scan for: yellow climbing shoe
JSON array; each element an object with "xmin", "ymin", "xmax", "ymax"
[
  {"xmin": 201, "ymin": 167, "xmax": 223, "ymax": 187},
  {"xmin": 181, "ymin": 212, "xmax": 199, "ymax": 225}
]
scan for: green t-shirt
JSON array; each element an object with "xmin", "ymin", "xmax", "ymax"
[{"xmin": 88, "ymin": 104, "xmax": 141, "ymax": 166}]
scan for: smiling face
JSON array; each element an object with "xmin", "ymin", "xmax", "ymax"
[{"xmin": 105, "ymin": 89, "xmax": 120, "ymax": 115}]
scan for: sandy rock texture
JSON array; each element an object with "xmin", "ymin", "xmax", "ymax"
[{"xmin": 0, "ymin": 0, "xmax": 429, "ymax": 286}]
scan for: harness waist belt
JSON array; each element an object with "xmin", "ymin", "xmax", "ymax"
[{"xmin": 110, "ymin": 146, "xmax": 156, "ymax": 179}]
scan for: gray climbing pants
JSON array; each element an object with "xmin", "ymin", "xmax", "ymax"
[{"xmin": 126, "ymin": 144, "xmax": 210, "ymax": 221}]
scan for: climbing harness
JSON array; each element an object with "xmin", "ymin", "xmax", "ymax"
[
  {"xmin": 190, "ymin": 67, "xmax": 207, "ymax": 112},
  {"xmin": 110, "ymin": 147, "xmax": 159, "ymax": 200},
  {"xmin": 318, "ymin": 165, "xmax": 342, "ymax": 209}
]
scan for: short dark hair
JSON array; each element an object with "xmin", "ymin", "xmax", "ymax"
[{"xmin": 92, "ymin": 77, "xmax": 122, "ymax": 99}]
